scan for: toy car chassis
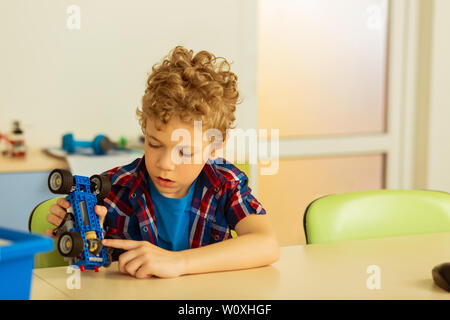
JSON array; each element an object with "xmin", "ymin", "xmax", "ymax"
[{"xmin": 48, "ymin": 169, "xmax": 113, "ymax": 272}]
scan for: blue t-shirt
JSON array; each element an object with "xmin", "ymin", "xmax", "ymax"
[{"xmin": 148, "ymin": 177, "xmax": 197, "ymax": 251}]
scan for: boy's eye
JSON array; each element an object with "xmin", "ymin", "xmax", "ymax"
[
  {"xmin": 148, "ymin": 143, "xmax": 161, "ymax": 148},
  {"xmin": 179, "ymin": 149, "xmax": 192, "ymax": 157},
  {"xmin": 179, "ymin": 147, "xmax": 193, "ymax": 157}
]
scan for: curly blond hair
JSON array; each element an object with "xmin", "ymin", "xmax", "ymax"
[{"xmin": 137, "ymin": 46, "xmax": 240, "ymax": 138}]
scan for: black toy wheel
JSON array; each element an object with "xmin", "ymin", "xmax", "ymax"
[
  {"xmin": 87, "ymin": 238, "xmax": 103, "ymax": 256},
  {"xmin": 57, "ymin": 231, "xmax": 84, "ymax": 258},
  {"xmin": 104, "ymin": 248, "xmax": 113, "ymax": 268},
  {"xmin": 90, "ymin": 175, "xmax": 111, "ymax": 200},
  {"xmin": 48, "ymin": 169, "xmax": 74, "ymax": 194}
]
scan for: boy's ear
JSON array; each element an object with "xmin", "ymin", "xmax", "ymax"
[{"xmin": 210, "ymin": 133, "xmax": 229, "ymax": 159}]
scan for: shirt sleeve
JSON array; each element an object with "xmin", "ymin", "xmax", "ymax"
[{"xmin": 224, "ymin": 175, "xmax": 267, "ymax": 230}]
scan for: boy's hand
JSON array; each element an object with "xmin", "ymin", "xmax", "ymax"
[
  {"xmin": 102, "ymin": 239, "xmax": 186, "ymax": 279},
  {"xmin": 45, "ymin": 198, "xmax": 108, "ymax": 238},
  {"xmin": 45, "ymin": 198, "xmax": 70, "ymax": 238}
]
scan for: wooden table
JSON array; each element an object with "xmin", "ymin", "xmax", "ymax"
[
  {"xmin": 0, "ymin": 148, "xmax": 68, "ymax": 173},
  {"xmin": 31, "ymin": 232, "xmax": 450, "ymax": 300},
  {"xmin": 0, "ymin": 148, "xmax": 69, "ymax": 230}
]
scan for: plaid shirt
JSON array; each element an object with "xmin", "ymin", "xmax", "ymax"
[{"xmin": 101, "ymin": 156, "xmax": 266, "ymax": 248}]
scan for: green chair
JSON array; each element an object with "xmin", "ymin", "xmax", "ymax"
[
  {"xmin": 28, "ymin": 197, "xmax": 68, "ymax": 268},
  {"xmin": 234, "ymin": 162, "xmax": 250, "ymax": 179},
  {"xmin": 303, "ymin": 189, "xmax": 450, "ymax": 244}
]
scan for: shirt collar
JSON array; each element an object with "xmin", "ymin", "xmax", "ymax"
[
  {"xmin": 112, "ymin": 156, "xmax": 223, "ymax": 195},
  {"xmin": 198, "ymin": 158, "xmax": 223, "ymax": 191}
]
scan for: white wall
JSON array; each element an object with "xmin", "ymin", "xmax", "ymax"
[
  {"xmin": 0, "ymin": 0, "xmax": 257, "ymax": 148},
  {"xmin": 427, "ymin": 0, "xmax": 450, "ymax": 192}
]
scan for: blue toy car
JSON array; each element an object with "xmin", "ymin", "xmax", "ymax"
[{"xmin": 48, "ymin": 169, "xmax": 112, "ymax": 272}]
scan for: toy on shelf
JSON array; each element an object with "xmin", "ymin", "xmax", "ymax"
[
  {"xmin": 0, "ymin": 121, "xmax": 27, "ymax": 158},
  {"xmin": 62, "ymin": 133, "xmax": 118, "ymax": 155},
  {"xmin": 48, "ymin": 168, "xmax": 113, "ymax": 271},
  {"xmin": 115, "ymin": 135, "xmax": 144, "ymax": 150}
]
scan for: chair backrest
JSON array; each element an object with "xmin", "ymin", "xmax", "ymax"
[
  {"xmin": 28, "ymin": 197, "xmax": 68, "ymax": 268},
  {"xmin": 304, "ymin": 190, "xmax": 450, "ymax": 244}
]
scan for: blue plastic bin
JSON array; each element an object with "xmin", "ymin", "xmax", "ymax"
[{"xmin": 0, "ymin": 227, "xmax": 54, "ymax": 300}]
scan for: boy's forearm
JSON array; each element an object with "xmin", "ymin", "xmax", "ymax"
[{"xmin": 179, "ymin": 233, "xmax": 280, "ymax": 275}]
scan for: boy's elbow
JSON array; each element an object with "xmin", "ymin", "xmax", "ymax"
[
  {"xmin": 270, "ymin": 238, "xmax": 281, "ymax": 264},
  {"xmin": 264, "ymin": 233, "xmax": 280, "ymax": 265}
]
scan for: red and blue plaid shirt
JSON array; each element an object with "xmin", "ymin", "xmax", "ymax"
[{"xmin": 101, "ymin": 156, "xmax": 266, "ymax": 248}]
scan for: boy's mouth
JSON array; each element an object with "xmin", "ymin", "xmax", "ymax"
[{"xmin": 156, "ymin": 176, "xmax": 175, "ymax": 187}]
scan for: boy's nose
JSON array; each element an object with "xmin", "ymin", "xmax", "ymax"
[{"xmin": 156, "ymin": 150, "xmax": 176, "ymax": 171}]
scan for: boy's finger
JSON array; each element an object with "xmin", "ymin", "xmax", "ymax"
[
  {"xmin": 57, "ymin": 198, "xmax": 71, "ymax": 209},
  {"xmin": 118, "ymin": 250, "xmax": 141, "ymax": 274},
  {"xmin": 94, "ymin": 205, "xmax": 107, "ymax": 218},
  {"xmin": 102, "ymin": 239, "xmax": 141, "ymax": 250},
  {"xmin": 94, "ymin": 205, "xmax": 107, "ymax": 227},
  {"xmin": 46, "ymin": 213, "xmax": 62, "ymax": 227},
  {"xmin": 49, "ymin": 204, "xmax": 67, "ymax": 219},
  {"xmin": 122, "ymin": 256, "xmax": 145, "ymax": 277},
  {"xmin": 45, "ymin": 228, "xmax": 57, "ymax": 239}
]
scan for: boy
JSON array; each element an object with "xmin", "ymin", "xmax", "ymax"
[{"xmin": 46, "ymin": 46, "xmax": 279, "ymax": 279}]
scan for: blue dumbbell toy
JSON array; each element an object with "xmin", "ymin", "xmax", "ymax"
[{"xmin": 62, "ymin": 133, "xmax": 117, "ymax": 155}]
